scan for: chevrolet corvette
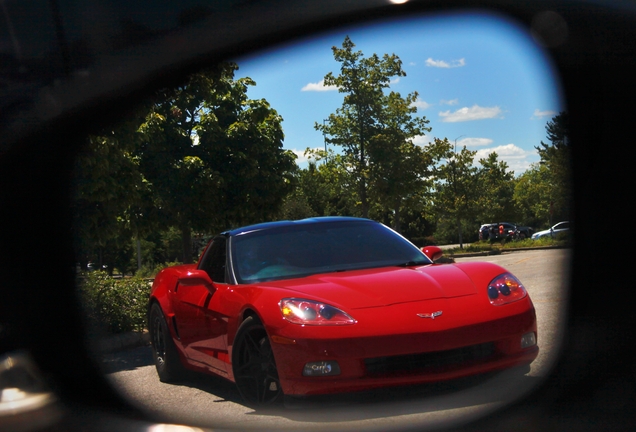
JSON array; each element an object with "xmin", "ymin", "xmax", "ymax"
[{"xmin": 147, "ymin": 217, "xmax": 538, "ymax": 407}]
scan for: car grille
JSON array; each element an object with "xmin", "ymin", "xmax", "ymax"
[{"xmin": 364, "ymin": 342, "xmax": 496, "ymax": 376}]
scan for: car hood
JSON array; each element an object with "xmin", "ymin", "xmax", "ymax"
[{"xmin": 264, "ymin": 265, "xmax": 477, "ymax": 309}]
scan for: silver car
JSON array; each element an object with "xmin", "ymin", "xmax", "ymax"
[{"xmin": 531, "ymin": 221, "xmax": 570, "ymax": 239}]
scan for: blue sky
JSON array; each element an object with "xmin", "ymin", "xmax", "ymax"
[{"xmin": 233, "ymin": 12, "xmax": 563, "ymax": 175}]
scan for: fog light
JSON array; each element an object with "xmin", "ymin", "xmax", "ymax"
[
  {"xmin": 302, "ymin": 361, "xmax": 341, "ymax": 376},
  {"xmin": 521, "ymin": 332, "xmax": 536, "ymax": 348}
]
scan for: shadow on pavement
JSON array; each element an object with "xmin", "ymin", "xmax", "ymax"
[{"xmin": 99, "ymin": 345, "xmax": 154, "ymax": 373}]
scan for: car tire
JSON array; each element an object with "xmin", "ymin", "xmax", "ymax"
[
  {"xmin": 148, "ymin": 303, "xmax": 188, "ymax": 383},
  {"xmin": 232, "ymin": 315, "xmax": 283, "ymax": 408}
]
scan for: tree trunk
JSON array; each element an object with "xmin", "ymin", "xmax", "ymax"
[{"xmin": 136, "ymin": 237, "xmax": 142, "ymax": 270}]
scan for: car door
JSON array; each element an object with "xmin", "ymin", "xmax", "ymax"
[{"xmin": 172, "ymin": 236, "xmax": 231, "ymax": 375}]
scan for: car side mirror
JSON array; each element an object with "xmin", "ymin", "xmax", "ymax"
[
  {"xmin": 421, "ymin": 246, "xmax": 444, "ymax": 262},
  {"xmin": 178, "ymin": 269, "xmax": 216, "ymax": 293}
]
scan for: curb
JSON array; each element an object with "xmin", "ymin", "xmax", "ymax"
[{"xmin": 446, "ymin": 245, "xmax": 567, "ymax": 258}]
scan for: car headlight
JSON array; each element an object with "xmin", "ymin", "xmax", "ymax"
[
  {"xmin": 279, "ymin": 298, "xmax": 356, "ymax": 325},
  {"xmin": 487, "ymin": 273, "xmax": 527, "ymax": 306}
]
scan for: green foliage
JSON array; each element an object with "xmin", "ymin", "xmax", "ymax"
[
  {"xmin": 74, "ymin": 62, "xmax": 296, "ymax": 268},
  {"xmin": 433, "ymin": 218, "xmax": 479, "ymax": 244},
  {"xmin": 78, "ymin": 271, "xmax": 151, "ymax": 333},
  {"xmin": 432, "ymin": 139, "xmax": 479, "ymax": 245},
  {"xmin": 512, "ymin": 112, "xmax": 570, "ymax": 229},
  {"xmin": 535, "ymin": 112, "xmax": 571, "ymax": 222},
  {"xmin": 72, "ymin": 48, "xmax": 571, "ymax": 287},
  {"xmin": 72, "ymin": 114, "xmax": 152, "ymax": 271},
  {"xmin": 513, "ymin": 163, "xmax": 552, "ymax": 227},
  {"xmin": 135, "ymin": 261, "xmax": 182, "ymax": 279},
  {"xmin": 315, "ymin": 36, "xmax": 434, "ymax": 223},
  {"xmin": 138, "ymin": 63, "xmax": 296, "ymax": 262},
  {"xmin": 476, "ymin": 152, "xmax": 518, "ymax": 222},
  {"xmin": 442, "ymin": 236, "xmax": 566, "ymax": 255},
  {"xmin": 367, "ymin": 91, "xmax": 433, "ymax": 231},
  {"xmin": 289, "ymin": 150, "xmax": 358, "ymax": 217}
]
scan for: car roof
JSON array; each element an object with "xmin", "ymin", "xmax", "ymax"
[{"xmin": 224, "ymin": 216, "xmax": 374, "ymax": 236}]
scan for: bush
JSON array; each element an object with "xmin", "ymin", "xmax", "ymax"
[
  {"xmin": 78, "ymin": 271, "xmax": 151, "ymax": 334},
  {"xmin": 409, "ymin": 236, "xmax": 437, "ymax": 247},
  {"xmin": 464, "ymin": 242, "xmax": 495, "ymax": 252},
  {"xmin": 135, "ymin": 261, "xmax": 182, "ymax": 279}
]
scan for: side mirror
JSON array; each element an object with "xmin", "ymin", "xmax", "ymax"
[
  {"xmin": 421, "ymin": 246, "xmax": 444, "ymax": 262},
  {"xmin": 178, "ymin": 269, "xmax": 216, "ymax": 293}
]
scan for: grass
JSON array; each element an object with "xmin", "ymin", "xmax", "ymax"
[{"xmin": 443, "ymin": 236, "xmax": 568, "ymax": 256}]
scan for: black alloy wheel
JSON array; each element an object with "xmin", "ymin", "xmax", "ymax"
[
  {"xmin": 149, "ymin": 303, "xmax": 187, "ymax": 382},
  {"xmin": 232, "ymin": 316, "xmax": 283, "ymax": 407}
]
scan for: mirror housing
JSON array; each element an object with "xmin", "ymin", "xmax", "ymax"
[
  {"xmin": 421, "ymin": 246, "xmax": 444, "ymax": 262},
  {"xmin": 178, "ymin": 270, "xmax": 216, "ymax": 293}
]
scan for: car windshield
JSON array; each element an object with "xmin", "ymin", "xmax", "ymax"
[{"xmin": 231, "ymin": 220, "xmax": 431, "ymax": 283}]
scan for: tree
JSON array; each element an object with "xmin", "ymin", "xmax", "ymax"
[
  {"xmin": 137, "ymin": 62, "xmax": 296, "ymax": 263},
  {"xmin": 535, "ymin": 111, "xmax": 571, "ymax": 224},
  {"xmin": 433, "ymin": 138, "xmax": 480, "ymax": 247},
  {"xmin": 513, "ymin": 163, "xmax": 553, "ymax": 228},
  {"xmin": 288, "ymin": 149, "xmax": 358, "ymax": 218},
  {"xmin": 368, "ymin": 91, "xmax": 433, "ymax": 231},
  {"xmin": 73, "ymin": 115, "xmax": 150, "ymax": 272},
  {"xmin": 315, "ymin": 36, "xmax": 407, "ymax": 218},
  {"xmin": 476, "ymin": 152, "xmax": 518, "ymax": 224}
]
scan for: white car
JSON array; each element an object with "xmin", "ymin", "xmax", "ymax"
[{"xmin": 531, "ymin": 221, "xmax": 570, "ymax": 239}]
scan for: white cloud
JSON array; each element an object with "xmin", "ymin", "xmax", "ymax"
[
  {"xmin": 531, "ymin": 108, "xmax": 557, "ymax": 119},
  {"xmin": 439, "ymin": 105, "xmax": 502, "ymax": 122},
  {"xmin": 425, "ymin": 58, "xmax": 466, "ymax": 68},
  {"xmin": 458, "ymin": 137, "xmax": 493, "ymax": 147},
  {"xmin": 412, "ymin": 98, "xmax": 432, "ymax": 110},
  {"xmin": 390, "ymin": 77, "xmax": 401, "ymax": 85},
  {"xmin": 474, "ymin": 144, "xmax": 535, "ymax": 174},
  {"xmin": 412, "ymin": 135, "xmax": 431, "ymax": 147},
  {"xmin": 441, "ymin": 98, "xmax": 459, "ymax": 106},
  {"xmin": 291, "ymin": 149, "xmax": 308, "ymax": 164},
  {"xmin": 475, "ymin": 143, "xmax": 527, "ymax": 160},
  {"xmin": 301, "ymin": 79, "xmax": 338, "ymax": 92},
  {"xmin": 290, "ymin": 148, "xmax": 325, "ymax": 167}
]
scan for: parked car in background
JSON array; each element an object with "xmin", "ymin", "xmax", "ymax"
[
  {"xmin": 478, "ymin": 224, "xmax": 494, "ymax": 240},
  {"xmin": 515, "ymin": 225, "xmax": 534, "ymax": 239},
  {"xmin": 531, "ymin": 221, "xmax": 570, "ymax": 240},
  {"xmin": 479, "ymin": 222, "xmax": 526, "ymax": 241}
]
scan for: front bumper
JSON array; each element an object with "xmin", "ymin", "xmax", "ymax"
[{"xmin": 271, "ymin": 309, "xmax": 538, "ymax": 396}]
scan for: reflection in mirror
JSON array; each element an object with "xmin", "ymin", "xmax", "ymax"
[{"xmin": 72, "ymin": 11, "xmax": 568, "ymax": 431}]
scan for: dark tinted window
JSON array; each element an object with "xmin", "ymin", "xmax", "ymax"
[{"xmin": 198, "ymin": 236, "xmax": 227, "ymax": 283}]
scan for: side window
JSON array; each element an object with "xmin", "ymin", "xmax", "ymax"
[{"xmin": 199, "ymin": 236, "xmax": 227, "ymax": 283}]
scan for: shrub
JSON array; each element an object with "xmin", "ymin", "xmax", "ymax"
[
  {"xmin": 135, "ymin": 261, "xmax": 182, "ymax": 279},
  {"xmin": 409, "ymin": 236, "xmax": 437, "ymax": 247},
  {"xmin": 78, "ymin": 271, "xmax": 151, "ymax": 334},
  {"xmin": 464, "ymin": 243, "xmax": 494, "ymax": 252}
]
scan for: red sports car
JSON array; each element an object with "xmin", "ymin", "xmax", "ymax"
[{"xmin": 148, "ymin": 217, "xmax": 538, "ymax": 407}]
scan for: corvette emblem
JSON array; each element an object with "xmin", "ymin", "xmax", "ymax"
[{"xmin": 417, "ymin": 311, "xmax": 443, "ymax": 319}]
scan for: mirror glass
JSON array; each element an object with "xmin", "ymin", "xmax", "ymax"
[{"xmin": 75, "ymin": 11, "xmax": 568, "ymax": 431}]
